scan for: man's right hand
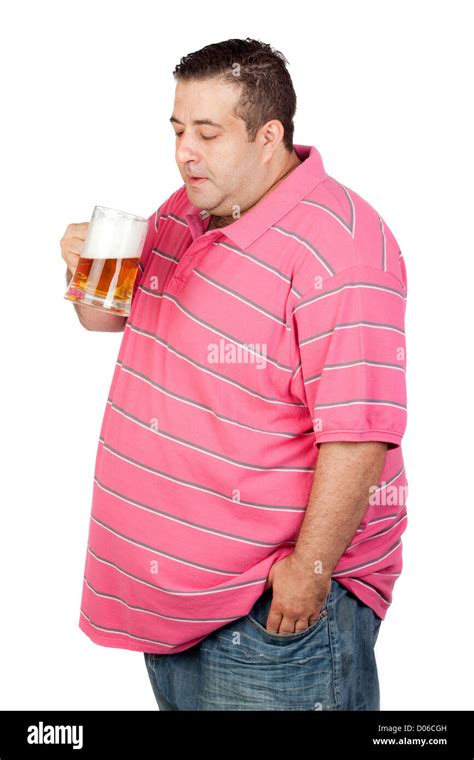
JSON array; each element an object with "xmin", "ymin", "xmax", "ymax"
[
  {"xmin": 61, "ymin": 220, "xmax": 126, "ymax": 332},
  {"xmin": 60, "ymin": 222, "xmax": 89, "ymax": 275}
]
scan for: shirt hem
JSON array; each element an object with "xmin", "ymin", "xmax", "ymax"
[
  {"xmin": 78, "ymin": 617, "xmax": 207, "ymax": 655},
  {"xmin": 314, "ymin": 430, "xmax": 402, "ymax": 447},
  {"xmin": 79, "ymin": 574, "xmax": 391, "ymax": 655},
  {"xmin": 334, "ymin": 577, "xmax": 389, "ymax": 620}
]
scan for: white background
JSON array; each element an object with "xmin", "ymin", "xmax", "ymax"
[{"xmin": 1, "ymin": 0, "xmax": 472, "ymax": 710}]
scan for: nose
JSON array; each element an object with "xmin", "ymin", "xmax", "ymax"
[{"xmin": 175, "ymin": 132, "xmax": 201, "ymax": 167}]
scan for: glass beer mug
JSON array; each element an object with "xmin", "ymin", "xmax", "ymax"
[{"xmin": 64, "ymin": 205, "xmax": 149, "ymax": 316}]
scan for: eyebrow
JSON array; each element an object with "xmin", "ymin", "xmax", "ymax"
[{"xmin": 170, "ymin": 116, "xmax": 224, "ymax": 128}]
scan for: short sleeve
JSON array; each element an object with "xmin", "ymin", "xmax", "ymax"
[{"xmin": 290, "ymin": 265, "xmax": 407, "ymax": 449}]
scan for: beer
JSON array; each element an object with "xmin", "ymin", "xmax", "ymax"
[
  {"xmin": 64, "ymin": 206, "xmax": 148, "ymax": 316},
  {"xmin": 66, "ymin": 256, "xmax": 140, "ymax": 315}
]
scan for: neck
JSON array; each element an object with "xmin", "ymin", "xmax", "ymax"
[{"xmin": 208, "ymin": 149, "xmax": 302, "ymax": 230}]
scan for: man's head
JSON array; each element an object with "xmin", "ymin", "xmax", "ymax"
[{"xmin": 171, "ymin": 38, "xmax": 298, "ymax": 217}]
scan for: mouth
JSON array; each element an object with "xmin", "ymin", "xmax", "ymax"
[{"xmin": 187, "ymin": 176, "xmax": 208, "ymax": 187}]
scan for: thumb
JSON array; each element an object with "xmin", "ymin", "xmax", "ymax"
[{"xmin": 264, "ymin": 568, "xmax": 273, "ymax": 591}]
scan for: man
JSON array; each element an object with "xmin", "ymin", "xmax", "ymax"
[{"xmin": 61, "ymin": 38, "xmax": 408, "ymax": 711}]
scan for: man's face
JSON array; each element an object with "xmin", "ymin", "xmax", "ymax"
[{"xmin": 171, "ymin": 77, "xmax": 266, "ymax": 216}]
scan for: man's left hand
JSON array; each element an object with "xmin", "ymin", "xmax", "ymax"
[{"xmin": 263, "ymin": 554, "xmax": 331, "ymax": 635}]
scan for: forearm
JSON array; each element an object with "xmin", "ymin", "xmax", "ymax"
[{"xmin": 293, "ymin": 441, "xmax": 388, "ymax": 580}]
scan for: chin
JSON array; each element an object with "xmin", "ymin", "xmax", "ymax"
[
  {"xmin": 185, "ymin": 191, "xmax": 207, "ymax": 208},
  {"xmin": 186, "ymin": 186, "xmax": 216, "ymax": 205}
]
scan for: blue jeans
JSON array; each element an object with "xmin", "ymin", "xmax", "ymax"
[{"xmin": 143, "ymin": 578, "xmax": 382, "ymax": 710}]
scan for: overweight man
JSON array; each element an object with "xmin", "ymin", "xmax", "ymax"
[{"xmin": 61, "ymin": 37, "xmax": 408, "ymax": 711}]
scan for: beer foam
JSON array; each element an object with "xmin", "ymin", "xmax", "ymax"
[{"xmin": 82, "ymin": 210, "xmax": 148, "ymax": 260}]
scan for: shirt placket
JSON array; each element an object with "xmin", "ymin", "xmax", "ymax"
[{"xmin": 167, "ymin": 230, "xmax": 220, "ymax": 295}]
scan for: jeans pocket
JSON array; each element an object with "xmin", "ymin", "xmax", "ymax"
[{"xmin": 245, "ymin": 588, "xmax": 330, "ymax": 641}]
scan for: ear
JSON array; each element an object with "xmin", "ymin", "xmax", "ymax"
[{"xmin": 259, "ymin": 119, "xmax": 285, "ymax": 158}]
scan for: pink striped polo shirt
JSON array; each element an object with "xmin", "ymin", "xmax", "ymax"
[{"xmin": 78, "ymin": 144, "xmax": 408, "ymax": 655}]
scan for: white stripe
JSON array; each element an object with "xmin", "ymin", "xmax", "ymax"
[
  {"xmin": 95, "ymin": 476, "xmax": 285, "ymax": 547},
  {"xmin": 341, "ymin": 184, "xmax": 356, "ymax": 238},
  {"xmin": 83, "ymin": 577, "xmax": 240, "ymax": 626},
  {"xmin": 344, "ymin": 578, "xmax": 390, "ymax": 606},
  {"xmin": 160, "ymin": 293, "xmax": 292, "ymax": 373},
  {"xmin": 108, "ymin": 402, "xmax": 312, "ymax": 473},
  {"xmin": 214, "ymin": 240, "xmax": 292, "ymax": 285},
  {"xmin": 99, "ymin": 439, "xmax": 305, "ymax": 513},
  {"xmin": 153, "ymin": 249, "xmax": 179, "ymax": 264},
  {"xmin": 293, "ymin": 281, "xmax": 406, "ymax": 315},
  {"xmin": 347, "ymin": 514, "xmax": 407, "ymax": 551},
  {"xmin": 90, "ymin": 513, "xmax": 232, "ymax": 576},
  {"xmin": 372, "ymin": 571, "xmax": 401, "ymax": 577},
  {"xmin": 301, "ymin": 320, "xmax": 405, "ymax": 349},
  {"xmin": 356, "ymin": 507, "xmax": 407, "ymax": 533},
  {"xmin": 333, "ymin": 539, "xmax": 402, "ymax": 576},
  {"xmin": 312, "ymin": 398, "xmax": 405, "ymax": 414},
  {"xmin": 125, "ymin": 323, "xmax": 301, "ymax": 407},
  {"xmin": 114, "ymin": 363, "xmax": 313, "ymax": 440},
  {"xmin": 300, "ymin": 199, "xmax": 354, "ymax": 236},
  {"xmin": 160, "ymin": 213, "xmax": 188, "ymax": 228},
  {"xmin": 193, "ymin": 271, "xmax": 286, "ymax": 327},
  {"xmin": 322, "ymin": 359, "xmax": 405, "ymax": 372},
  {"xmin": 80, "ymin": 610, "xmax": 178, "ymax": 650},
  {"xmin": 271, "ymin": 226, "xmax": 334, "ymax": 275},
  {"xmin": 86, "ymin": 546, "xmax": 265, "ymax": 598},
  {"xmin": 303, "ymin": 359, "xmax": 406, "ymax": 386}
]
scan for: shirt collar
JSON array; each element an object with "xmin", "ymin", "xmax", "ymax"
[{"xmin": 184, "ymin": 144, "xmax": 327, "ymax": 249}]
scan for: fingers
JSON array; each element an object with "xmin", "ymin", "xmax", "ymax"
[
  {"xmin": 265, "ymin": 606, "xmax": 284, "ymax": 634},
  {"xmin": 65, "ymin": 222, "xmax": 89, "ymax": 240},
  {"xmin": 68, "ymin": 237, "xmax": 85, "ymax": 254},
  {"xmin": 265, "ymin": 598, "xmax": 319, "ymax": 634},
  {"xmin": 268, "ymin": 613, "xmax": 311, "ymax": 635},
  {"xmin": 60, "ymin": 222, "xmax": 90, "ymax": 274},
  {"xmin": 60, "ymin": 222, "xmax": 89, "ymax": 249},
  {"xmin": 65, "ymin": 251, "xmax": 80, "ymax": 275}
]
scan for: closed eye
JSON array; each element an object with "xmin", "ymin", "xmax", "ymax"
[{"xmin": 174, "ymin": 132, "xmax": 218, "ymax": 141}]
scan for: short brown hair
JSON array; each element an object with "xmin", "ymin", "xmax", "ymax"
[{"xmin": 172, "ymin": 38, "xmax": 297, "ymax": 153}]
